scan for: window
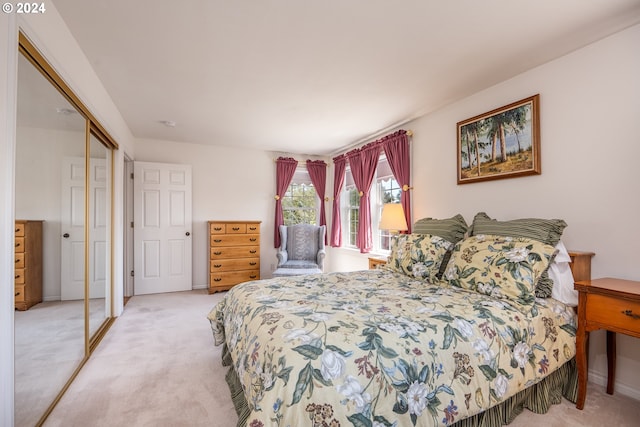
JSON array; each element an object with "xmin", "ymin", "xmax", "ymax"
[
  {"xmin": 282, "ymin": 168, "xmax": 318, "ymax": 225},
  {"xmin": 342, "ymin": 154, "xmax": 400, "ymax": 252}
]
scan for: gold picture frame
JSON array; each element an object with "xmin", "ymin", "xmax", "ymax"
[{"xmin": 457, "ymin": 94, "xmax": 540, "ymax": 184}]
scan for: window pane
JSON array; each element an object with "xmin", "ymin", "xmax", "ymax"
[
  {"xmin": 340, "ymin": 154, "xmax": 403, "ymax": 252},
  {"xmin": 283, "ymin": 169, "xmax": 318, "ymax": 225}
]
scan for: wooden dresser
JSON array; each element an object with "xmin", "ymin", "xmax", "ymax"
[
  {"xmin": 14, "ymin": 220, "xmax": 43, "ymax": 311},
  {"xmin": 208, "ymin": 221, "xmax": 261, "ymax": 293}
]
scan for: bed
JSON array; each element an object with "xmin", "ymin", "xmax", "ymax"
[{"xmin": 208, "ymin": 213, "xmax": 593, "ymax": 427}]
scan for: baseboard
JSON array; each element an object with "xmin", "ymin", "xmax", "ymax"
[
  {"xmin": 192, "ymin": 284, "xmax": 207, "ymax": 290},
  {"xmin": 588, "ymin": 369, "xmax": 640, "ymax": 401}
]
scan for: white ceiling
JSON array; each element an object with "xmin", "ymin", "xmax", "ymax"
[{"xmin": 52, "ymin": 0, "xmax": 640, "ymax": 155}]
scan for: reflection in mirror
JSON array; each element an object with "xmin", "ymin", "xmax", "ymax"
[
  {"xmin": 15, "ymin": 53, "xmax": 86, "ymax": 427},
  {"xmin": 88, "ymin": 132, "xmax": 111, "ymax": 338}
]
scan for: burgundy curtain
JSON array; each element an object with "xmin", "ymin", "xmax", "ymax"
[
  {"xmin": 274, "ymin": 157, "xmax": 298, "ymax": 248},
  {"xmin": 330, "ymin": 155, "xmax": 346, "ymax": 247},
  {"xmin": 306, "ymin": 160, "xmax": 328, "ymax": 244},
  {"xmin": 347, "ymin": 141, "xmax": 381, "ymax": 253},
  {"xmin": 382, "ymin": 130, "xmax": 412, "ymax": 233}
]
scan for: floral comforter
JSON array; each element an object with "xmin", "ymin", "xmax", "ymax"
[{"xmin": 208, "ymin": 269, "xmax": 577, "ymax": 427}]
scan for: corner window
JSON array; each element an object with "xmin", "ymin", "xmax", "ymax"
[
  {"xmin": 282, "ymin": 167, "xmax": 318, "ymax": 225},
  {"xmin": 342, "ymin": 154, "xmax": 400, "ymax": 253}
]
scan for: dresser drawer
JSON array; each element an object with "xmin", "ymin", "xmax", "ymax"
[
  {"xmin": 15, "ymin": 222, "xmax": 25, "ymax": 237},
  {"xmin": 15, "ymin": 268, "xmax": 25, "ymax": 284},
  {"xmin": 15, "ymin": 285, "xmax": 26, "ymax": 303},
  {"xmin": 587, "ymin": 294, "xmax": 640, "ymax": 335},
  {"xmin": 210, "ymin": 234, "xmax": 260, "ymax": 247},
  {"xmin": 211, "ymin": 258, "xmax": 260, "ymax": 272},
  {"xmin": 225, "ymin": 223, "xmax": 247, "ymax": 234},
  {"xmin": 210, "ymin": 223, "xmax": 226, "ymax": 234},
  {"xmin": 15, "ymin": 237, "xmax": 25, "ymax": 253},
  {"xmin": 15, "ymin": 252, "xmax": 25, "ymax": 269},
  {"xmin": 210, "ymin": 270, "xmax": 260, "ymax": 286},
  {"xmin": 211, "ymin": 246, "xmax": 259, "ymax": 259}
]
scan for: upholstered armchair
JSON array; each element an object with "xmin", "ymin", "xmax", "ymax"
[{"xmin": 274, "ymin": 224, "xmax": 326, "ymax": 277}]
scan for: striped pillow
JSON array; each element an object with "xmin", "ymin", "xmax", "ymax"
[
  {"xmin": 412, "ymin": 214, "xmax": 468, "ymax": 244},
  {"xmin": 470, "ymin": 212, "xmax": 567, "ymax": 246}
]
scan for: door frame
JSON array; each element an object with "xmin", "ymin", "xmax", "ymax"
[{"xmin": 123, "ymin": 154, "xmax": 134, "ymax": 298}]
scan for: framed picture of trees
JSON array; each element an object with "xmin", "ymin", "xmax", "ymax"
[{"xmin": 457, "ymin": 94, "xmax": 540, "ymax": 184}]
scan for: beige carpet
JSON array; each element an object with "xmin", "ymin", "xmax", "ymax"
[{"xmin": 43, "ymin": 290, "xmax": 640, "ymax": 427}]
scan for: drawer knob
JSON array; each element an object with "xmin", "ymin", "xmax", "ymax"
[
  {"xmin": 249, "ymin": 262, "xmax": 256, "ymax": 266},
  {"xmin": 213, "ymin": 239, "xmax": 222, "ymax": 243},
  {"xmin": 15, "ymin": 274, "xmax": 20, "ymax": 279},
  {"xmin": 15, "ymin": 259, "xmax": 19, "ymax": 263},
  {"xmin": 232, "ymin": 227, "xmax": 240, "ymax": 231},
  {"xmin": 15, "ymin": 291, "xmax": 21, "ymax": 297},
  {"xmin": 249, "ymin": 238, "xmax": 257, "ymax": 242},
  {"xmin": 249, "ymin": 250, "xmax": 257, "ymax": 254},
  {"xmin": 249, "ymin": 227, "xmax": 257, "ymax": 231},
  {"xmin": 622, "ymin": 309, "xmax": 640, "ymax": 320},
  {"xmin": 213, "ymin": 251, "xmax": 222, "ymax": 255},
  {"xmin": 214, "ymin": 264, "xmax": 222, "ymax": 268},
  {"xmin": 15, "ymin": 242, "xmax": 20, "ymax": 248},
  {"xmin": 250, "ymin": 275, "xmax": 257, "ymax": 279},
  {"xmin": 213, "ymin": 278, "xmax": 222, "ymax": 282},
  {"xmin": 214, "ymin": 227, "xmax": 222, "ymax": 231}
]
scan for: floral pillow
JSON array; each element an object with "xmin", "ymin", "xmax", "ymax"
[
  {"xmin": 384, "ymin": 233, "xmax": 453, "ymax": 282},
  {"xmin": 442, "ymin": 235, "xmax": 557, "ymax": 307}
]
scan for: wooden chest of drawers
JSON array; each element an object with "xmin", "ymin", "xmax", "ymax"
[
  {"xmin": 208, "ymin": 221, "xmax": 261, "ymax": 293},
  {"xmin": 14, "ymin": 220, "xmax": 43, "ymax": 310}
]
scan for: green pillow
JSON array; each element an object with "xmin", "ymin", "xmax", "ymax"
[
  {"xmin": 413, "ymin": 215, "xmax": 469, "ymax": 280},
  {"xmin": 384, "ymin": 233, "xmax": 453, "ymax": 282},
  {"xmin": 443, "ymin": 235, "xmax": 557, "ymax": 307},
  {"xmin": 469, "ymin": 212, "xmax": 567, "ymax": 298}
]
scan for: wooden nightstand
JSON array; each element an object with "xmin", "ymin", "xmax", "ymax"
[
  {"xmin": 574, "ymin": 277, "xmax": 640, "ymax": 409},
  {"xmin": 368, "ymin": 257, "xmax": 387, "ymax": 269}
]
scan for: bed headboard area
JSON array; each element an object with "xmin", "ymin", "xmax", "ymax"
[{"xmin": 412, "ymin": 212, "xmax": 595, "ymax": 299}]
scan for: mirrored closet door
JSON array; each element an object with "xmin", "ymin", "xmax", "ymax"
[{"xmin": 15, "ymin": 33, "xmax": 118, "ymax": 427}]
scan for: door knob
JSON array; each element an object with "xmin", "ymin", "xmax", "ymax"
[
  {"xmin": 185, "ymin": 232, "xmax": 190, "ymax": 236},
  {"xmin": 63, "ymin": 233, "xmax": 70, "ymax": 238}
]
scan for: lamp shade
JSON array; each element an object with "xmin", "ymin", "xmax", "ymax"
[{"xmin": 379, "ymin": 203, "xmax": 408, "ymax": 231}]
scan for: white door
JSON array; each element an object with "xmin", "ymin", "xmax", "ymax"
[
  {"xmin": 61, "ymin": 157, "xmax": 107, "ymax": 300},
  {"xmin": 61, "ymin": 157, "xmax": 86, "ymax": 300},
  {"xmin": 133, "ymin": 162, "xmax": 192, "ymax": 295}
]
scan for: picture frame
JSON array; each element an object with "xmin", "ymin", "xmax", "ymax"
[{"xmin": 457, "ymin": 94, "xmax": 540, "ymax": 184}]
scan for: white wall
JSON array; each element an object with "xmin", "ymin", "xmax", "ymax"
[
  {"xmin": 0, "ymin": 12, "xmax": 18, "ymax": 427},
  {"xmin": 134, "ymin": 139, "xmax": 280, "ymax": 286},
  {"xmin": 405, "ymin": 24, "xmax": 640, "ymax": 398}
]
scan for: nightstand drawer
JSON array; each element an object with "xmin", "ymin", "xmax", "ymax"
[{"xmin": 587, "ymin": 294, "xmax": 640, "ymax": 335}]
